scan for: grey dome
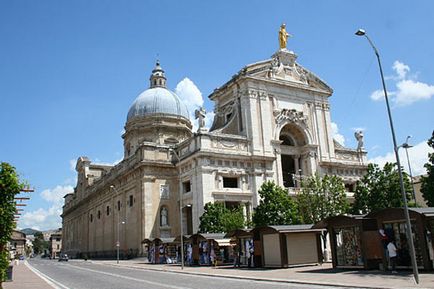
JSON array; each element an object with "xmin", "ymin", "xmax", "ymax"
[{"xmin": 127, "ymin": 87, "xmax": 190, "ymax": 121}]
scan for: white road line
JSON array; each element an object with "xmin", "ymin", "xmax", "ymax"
[
  {"xmin": 66, "ymin": 264, "xmax": 193, "ymax": 289},
  {"xmin": 25, "ymin": 261, "xmax": 72, "ymax": 289}
]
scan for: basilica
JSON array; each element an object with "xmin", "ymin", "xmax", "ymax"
[{"xmin": 62, "ymin": 33, "xmax": 367, "ymax": 258}]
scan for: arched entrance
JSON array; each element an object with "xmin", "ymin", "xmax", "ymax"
[{"xmin": 279, "ymin": 124, "xmax": 307, "ymax": 188}]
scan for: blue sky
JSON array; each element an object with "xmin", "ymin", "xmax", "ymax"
[{"xmin": 1, "ymin": 0, "xmax": 433, "ymax": 230}]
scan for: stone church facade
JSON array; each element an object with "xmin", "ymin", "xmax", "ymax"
[{"xmin": 62, "ymin": 43, "xmax": 367, "ymax": 258}]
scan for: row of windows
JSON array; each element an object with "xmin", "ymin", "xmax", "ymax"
[
  {"xmin": 159, "ymin": 176, "xmax": 239, "ymax": 200},
  {"xmin": 89, "ymin": 195, "xmax": 134, "ymax": 223}
]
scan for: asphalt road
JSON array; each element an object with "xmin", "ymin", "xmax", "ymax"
[{"xmin": 28, "ymin": 259, "xmax": 339, "ymax": 289}]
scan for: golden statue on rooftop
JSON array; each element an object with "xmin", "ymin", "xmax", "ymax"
[{"xmin": 279, "ymin": 23, "xmax": 291, "ymax": 49}]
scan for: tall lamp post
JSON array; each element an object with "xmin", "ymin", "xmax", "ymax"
[
  {"xmin": 355, "ymin": 29, "xmax": 419, "ymax": 283},
  {"xmin": 169, "ymin": 148, "xmax": 185, "ymax": 270},
  {"xmin": 399, "ymin": 136, "xmax": 417, "ymax": 202},
  {"xmin": 110, "ymin": 185, "xmax": 125, "ymax": 264}
]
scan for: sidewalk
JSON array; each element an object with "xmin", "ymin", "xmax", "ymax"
[
  {"xmin": 92, "ymin": 259, "xmax": 434, "ymax": 289},
  {"xmin": 3, "ymin": 260, "xmax": 53, "ymax": 289}
]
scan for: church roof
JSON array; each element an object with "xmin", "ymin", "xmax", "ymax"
[
  {"xmin": 127, "ymin": 87, "xmax": 190, "ymax": 122},
  {"xmin": 209, "ymin": 49, "xmax": 333, "ymax": 100},
  {"xmin": 127, "ymin": 62, "xmax": 190, "ymax": 122}
]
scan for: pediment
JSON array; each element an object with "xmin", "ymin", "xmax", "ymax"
[{"xmin": 241, "ymin": 50, "xmax": 333, "ymax": 94}]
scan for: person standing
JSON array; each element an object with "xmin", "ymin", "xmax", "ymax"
[{"xmin": 387, "ymin": 241, "xmax": 398, "ymax": 273}]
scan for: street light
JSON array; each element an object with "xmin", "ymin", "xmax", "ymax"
[
  {"xmin": 298, "ymin": 168, "xmax": 302, "ymax": 188},
  {"xmin": 110, "ymin": 185, "xmax": 125, "ymax": 264},
  {"xmin": 169, "ymin": 148, "xmax": 185, "ymax": 270},
  {"xmin": 399, "ymin": 136, "xmax": 417, "ymax": 202},
  {"xmin": 355, "ymin": 29, "xmax": 419, "ymax": 284}
]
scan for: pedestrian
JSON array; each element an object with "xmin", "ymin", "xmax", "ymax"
[{"xmin": 387, "ymin": 241, "xmax": 398, "ymax": 273}]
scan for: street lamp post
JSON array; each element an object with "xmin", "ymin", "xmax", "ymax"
[
  {"xmin": 298, "ymin": 168, "xmax": 302, "ymax": 188},
  {"xmin": 355, "ymin": 29, "xmax": 419, "ymax": 284},
  {"xmin": 399, "ymin": 136, "xmax": 417, "ymax": 202},
  {"xmin": 110, "ymin": 185, "xmax": 125, "ymax": 264},
  {"xmin": 169, "ymin": 148, "xmax": 185, "ymax": 270}
]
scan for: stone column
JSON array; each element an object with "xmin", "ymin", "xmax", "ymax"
[{"xmin": 271, "ymin": 140, "xmax": 283, "ymax": 187}]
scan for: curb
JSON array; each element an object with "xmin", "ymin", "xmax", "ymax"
[{"xmin": 92, "ymin": 261, "xmax": 418, "ymax": 289}]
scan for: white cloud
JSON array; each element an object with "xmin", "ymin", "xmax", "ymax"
[
  {"xmin": 20, "ymin": 206, "xmax": 63, "ymax": 231},
  {"xmin": 395, "ymin": 79, "xmax": 434, "ymax": 106},
  {"xmin": 331, "ymin": 122, "xmax": 345, "ymax": 146},
  {"xmin": 175, "ymin": 77, "xmax": 214, "ymax": 131},
  {"xmin": 175, "ymin": 78, "xmax": 203, "ymax": 109},
  {"xmin": 370, "ymin": 89, "xmax": 395, "ymax": 101},
  {"xmin": 370, "ymin": 61, "xmax": 434, "ymax": 106},
  {"xmin": 393, "ymin": 60, "xmax": 410, "ymax": 79},
  {"xmin": 19, "ymin": 185, "xmax": 73, "ymax": 230},
  {"xmin": 369, "ymin": 141, "xmax": 433, "ymax": 176},
  {"xmin": 69, "ymin": 159, "xmax": 76, "ymax": 172},
  {"xmin": 41, "ymin": 185, "xmax": 73, "ymax": 204}
]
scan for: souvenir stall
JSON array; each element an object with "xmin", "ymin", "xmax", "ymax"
[
  {"xmin": 255, "ymin": 225, "xmax": 324, "ymax": 268},
  {"xmin": 142, "ymin": 238, "xmax": 176, "ymax": 264},
  {"xmin": 366, "ymin": 208, "xmax": 434, "ymax": 271},
  {"xmin": 225, "ymin": 229, "xmax": 254, "ymax": 267},
  {"xmin": 173, "ymin": 235, "xmax": 191, "ymax": 264},
  {"xmin": 189, "ymin": 233, "xmax": 231, "ymax": 265},
  {"xmin": 142, "ymin": 238, "xmax": 156, "ymax": 263},
  {"xmin": 313, "ymin": 215, "xmax": 382, "ymax": 269}
]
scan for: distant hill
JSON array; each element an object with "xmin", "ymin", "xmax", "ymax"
[{"xmin": 21, "ymin": 228, "xmax": 41, "ymax": 235}]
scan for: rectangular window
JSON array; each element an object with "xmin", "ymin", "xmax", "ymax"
[
  {"xmin": 129, "ymin": 195, "xmax": 133, "ymax": 207},
  {"xmin": 106, "ymin": 206, "xmax": 110, "ymax": 216},
  {"xmin": 90, "ymin": 214, "xmax": 93, "ymax": 222},
  {"xmin": 183, "ymin": 181, "xmax": 191, "ymax": 194},
  {"xmin": 117, "ymin": 200, "xmax": 121, "ymax": 211},
  {"xmin": 160, "ymin": 185, "xmax": 170, "ymax": 199},
  {"xmin": 223, "ymin": 177, "xmax": 238, "ymax": 188}
]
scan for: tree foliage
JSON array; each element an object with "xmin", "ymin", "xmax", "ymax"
[
  {"xmin": 0, "ymin": 162, "xmax": 24, "ymax": 285},
  {"xmin": 199, "ymin": 202, "xmax": 245, "ymax": 233},
  {"xmin": 421, "ymin": 131, "xmax": 434, "ymax": 206},
  {"xmin": 296, "ymin": 174, "xmax": 349, "ymax": 224},
  {"xmin": 32, "ymin": 232, "xmax": 48, "ymax": 255},
  {"xmin": 252, "ymin": 181, "xmax": 299, "ymax": 227},
  {"xmin": 352, "ymin": 162, "xmax": 412, "ymax": 214}
]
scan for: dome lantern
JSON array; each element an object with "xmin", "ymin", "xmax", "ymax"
[{"xmin": 149, "ymin": 60, "xmax": 167, "ymax": 88}]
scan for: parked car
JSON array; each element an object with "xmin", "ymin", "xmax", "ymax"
[{"xmin": 58, "ymin": 254, "xmax": 69, "ymax": 262}]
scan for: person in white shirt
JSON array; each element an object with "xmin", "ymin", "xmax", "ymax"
[{"xmin": 387, "ymin": 241, "xmax": 398, "ymax": 273}]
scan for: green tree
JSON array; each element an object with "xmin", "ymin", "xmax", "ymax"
[
  {"xmin": 252, "ymin": 181, "xmax": 299, "ymax": 227},
  {"xmin": 199, "ymin": 202, "xmax": 245, "ymax": 233},
  {"xmin": 0, "ymin": 162, "xmax": 25, "ymax": 286},
  {"xmin": 296, "ymin": 174, "xmax": 349, "ymax": 224},
  {"xmin": 352, "ymin": 162, "xmax": 412, "ymax": 214},
  {"xmin": 421, "ymin": 131, "xmax": 434, "ymax": 206},
  {"xmin": 32, "ymin": 232, "xmax": 48, "ymax": 255}
]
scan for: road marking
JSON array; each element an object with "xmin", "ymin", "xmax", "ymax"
[
  {"xmin": 25, "ymin": 261, "xmax": 72, "ymax": 289},
  {"xmin": 66, "ymin": 264, "xmax": 193, "ymax": 289}
]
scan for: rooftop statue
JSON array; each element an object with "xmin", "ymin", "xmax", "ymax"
[{"xmin": 279, "ymin": 23, "xmax": 291, "ymax": 49}]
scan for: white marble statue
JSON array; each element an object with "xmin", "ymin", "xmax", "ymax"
[
  {"xmin": 355, "ymin": 131, "xmax": 364, "ymax": 151},
  {"xmin": 195, "ymin": 107, "xmax": 206, "ymax": 130}
]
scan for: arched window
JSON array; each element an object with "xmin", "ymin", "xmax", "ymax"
[
  {"xmin": 279, "ymin": 134, "xmax": 295, "ymax": 146},
  {"xmin": 160, "ymin": 207, "xmax": 168, "ymax": 227}
]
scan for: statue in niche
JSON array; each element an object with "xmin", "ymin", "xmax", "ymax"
[
  {"xmin": 355, "ymin": 131, "xmax": 364, "ymax": 151},
  {"xmin": 195, "ymin": 107, "xmax": 206, "ymax": 130},
  {"xmin": 160, "ymin": 207, "xmax": 168, "ymax": 227},
  {"xmin": 278, "ymin": 23, "xmax": 291, "ymax": 49}
]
